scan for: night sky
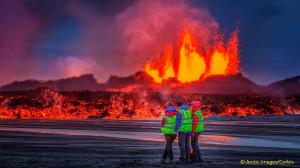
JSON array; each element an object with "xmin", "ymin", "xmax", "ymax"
[{"xmin": 0, "ymin": 0, "xmax": 299, "ymax": 85}]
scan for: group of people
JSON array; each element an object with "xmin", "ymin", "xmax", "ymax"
[{"xmin": 161, "ymin": 101, "xmax": 204, "ymax": 164}]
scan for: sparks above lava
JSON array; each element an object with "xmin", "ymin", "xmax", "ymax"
[{"xmin": 144, "ymin": 26, "xmax": 239, "ymax": 83}]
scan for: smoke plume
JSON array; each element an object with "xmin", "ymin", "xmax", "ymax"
[
  {"xmin": 0, "ymin": 0, "xmax": 219, "ymax": 85},
  {"xmin": 0, "ymin": 0, "xmax": 40, "ymax": 84}
]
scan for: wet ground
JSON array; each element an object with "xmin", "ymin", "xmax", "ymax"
[{"xmin": 0, "ymin": 115, "xmax": 299, "ymax": 168}]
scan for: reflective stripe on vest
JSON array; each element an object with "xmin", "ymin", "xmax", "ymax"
[
  {"xmin": 195, "ymin": 110, "xmax": 204, "ymax": 132},
  {"xmin": 178, "ymin": 109, "xmax": 192, "ymax": 132},
  {"xmin": 181, "ymin": 122, "xmax": 192, "ymax": 125},
  {"xmin": 161, "ymin": 115, "xmax": 177, "ymax": 134}
]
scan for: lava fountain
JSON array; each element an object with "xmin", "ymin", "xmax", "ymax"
[{"xmin": 144, "ymin": 26, "xmax": 239, "ymax": 83}]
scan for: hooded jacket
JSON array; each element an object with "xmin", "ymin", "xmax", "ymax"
[{"xmin": 161, "ymin": 110, "xmax": 177, "ymax": 126}]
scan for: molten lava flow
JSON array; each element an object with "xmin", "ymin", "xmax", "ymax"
[
  {"xmin": 144, "ymin": 26, "xmax": 239, "ymax": 83},
  {"xmin": 145, "ymin": 45, "xmax": 175, "ymax": 83},
  {"xmin": 0, "ymin": 88, "xmax": 291, "ymax": 119},
  {"xmin": 177, "ymin": 28, "xmax": 206, "ymax": 83},
  {"xmin": 225, "ymin": 30, "xmax": 239, "ymax": 74},
  {"xmin": 209, "ymin": 51, "xmax": 228, "ymax": 75}
]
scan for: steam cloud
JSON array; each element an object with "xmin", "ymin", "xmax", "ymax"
[
  {"xmin": 0, "ymin": 0, "xmax": 219, "ymax": 85},
  {"xmin": 0, "ymin": 0, "xmax": 39, "ymax": 85}
]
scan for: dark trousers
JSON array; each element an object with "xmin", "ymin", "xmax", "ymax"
[
  {"xmin": 178, "ymin": 132, "xmax": 191, "ymax": 161},
  {"xmin": 191, "ymin": 132, "xmax": 202, "ymax": 159},
  {"xmin": 162, "ymin": 134, "xmax": 177, "ymax": 161}
]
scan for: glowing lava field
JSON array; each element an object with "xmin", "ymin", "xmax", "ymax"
[{"xmin": 0, "ymin": 86, "xmax": 299, "ymax": 119}]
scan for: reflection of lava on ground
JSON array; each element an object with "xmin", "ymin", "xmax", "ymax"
[{"xmin": 0, "ymin": 87, "xmax": 298, "ymax": 120}]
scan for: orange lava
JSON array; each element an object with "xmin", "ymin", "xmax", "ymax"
[
  {"xmin": 0, "ymin": 88, "xmax": 291, "ymax": 120},
  {"xmin": 145, "ymin": 26, "xmax": 239, "ymax": 83}
]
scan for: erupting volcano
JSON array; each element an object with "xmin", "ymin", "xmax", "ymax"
[
  {"xmin": 1, "ymin": 22, "xmax": 299, "ymax": 120},
  {"xmin": 145, "ymin": 26, "xmax": 239, "ymax": 83},
  {"xmin": 0, "ymin": 4, "xmax": 299, "ymax": 120}
]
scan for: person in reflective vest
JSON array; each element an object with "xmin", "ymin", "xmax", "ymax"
[
  {"xmin": 190, "ymin": 101, "xmax": 205, "ymax": 162},
  {"xmin": 175, "ymin": 102, "xmax": 192, "ymax": 163},
  {"xmin": 161, "ymin": 105, "xmax": 177, "ymax": 164}
]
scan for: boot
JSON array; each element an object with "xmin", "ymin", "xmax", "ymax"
[
  {"xmin": 176, "ymin": 157, "xmax": 185, "ymax": 164},
  {"xmin": 160, "ymin": 159, "xmax": 166, "ymax": 164},
  {"xmin": 197, "ymin": 155, "xmax": 203, "ymax": 162},
  {"xmin": 190, "ymin": 153, "xmax": 196, "ymax": 162}
]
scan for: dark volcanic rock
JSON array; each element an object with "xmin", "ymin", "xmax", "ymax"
[
  {"xmin": 268, "ymin": 75, "xmax": 300, "ymax": 96},
  {"xmin": 175, "ymin": 73, "xmax": 264, "ymax": 94},
  {"xmin": 0, "ymin": 74, "xmax": 104, "ymax": 91},
  {"xmin": 2, "ymin": 71, "xmax": 300, "ymax": 96},
  {"xmin": 105, "ymin": 71, "xmax": 153, "ymax": 89}
]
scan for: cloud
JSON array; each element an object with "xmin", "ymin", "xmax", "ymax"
[
  {"xmin": 55, "ymin": 56, "xmax": 99, "ymax": 77},
  {"xmin": 0, "ymin": 0, "xmax": 220, "ymax": 84},
  {"xmin": 60, "ymin": 0, "xmax": 220, "ymax": 82},
  {"xmin": 116, "ymin": 0, "xmax": 219, "ymax": 72},
  {"xmin": 0, "ymin": 0, "xmax": 40, "ymax": 84}
]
